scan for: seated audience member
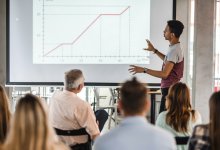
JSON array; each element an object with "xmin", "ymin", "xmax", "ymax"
[
  {"xmin": 156, "ymin": 82, "xmax": 202, "ymax": 150},
  {"xmin": 3, "ymin": 94, "xmax": 69, "ymax": 150},
  {"xmin": 188, "ymin": 91, "xmax": 220, "ymax": 150},
  {"xmin": 0, "ymin": 85, "xmax": 11, "ymax": 144},
  {"xmin": 49, "ymin": 69, "xmax": 108, "ymax": 150},
  {"xmin": 94, "ymin": 77, "xmax": 176, "ymax": 150}
]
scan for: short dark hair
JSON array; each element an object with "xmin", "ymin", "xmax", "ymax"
[
  {"xmin": 120, "ymin": 77, "xmax": 147, "ymax": 115},
  {"xmin": 167, "ymin": 20, "xmax": 184, "ymax": 38}
]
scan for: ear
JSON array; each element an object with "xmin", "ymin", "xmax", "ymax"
[
  {"xmin": 145, "ymin": 98, "xmax": 151, "ymax": 113},
  {"xmin": 118, "ymin": 99, "xmax": 123, "ymax": 111},
  {"xmin": 77, "ymin": 84, "xmax": 83, "ymax": 91},
  {"xmin": 171, "ymin": 33, "xmax": 175, "ymax": 38}
]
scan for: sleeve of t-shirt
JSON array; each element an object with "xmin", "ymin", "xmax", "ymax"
[{"xmin": 166, "ymin": 49, "xmax": 179, "ymax": 64}]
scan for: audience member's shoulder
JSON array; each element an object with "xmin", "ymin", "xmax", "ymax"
[
  {"xmin": 52, "ymin": 90, "xmax": 63, "ymax": 97},
  {"xmin": 155, "ymin": 111, "xmax": 167, "ymax": 124},
  {"xmin": 193, "ymin": 110, "xmax": 202, "ymax": 122},
  {"xmin": 76, "ymin": 97, "xmax": 91, "ymax": 107},
  {"xmin": 195, "ymin": 110, "xmax": 201, "ymax": 117},
  {"xmin": 194, "ymin": 124, "xmax": 209, "ymax": 132},
  {"xmin": 145, "ymin": 120, "xmax": 174, "ymax": 141},
  {"xmin": 94, "ymin": 126, "xmax": 119, "ymax": 145},
  {"xmin": 157, "ymin": 111, "xmax": 167, "ymax": 118},
  {"xmin": 152, "ymin": 123, "xmax": 173, "ymax": 137},
  {"xmin": 148, "ymin": 124, "xmax": 176, "ymax": 149}
]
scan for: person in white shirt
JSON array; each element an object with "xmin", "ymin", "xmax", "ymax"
[
  {"xmin": 49, "ymin": 69, "xmax": 108, "ymax": 150},
  {"xmin": 156, "ymin": 82, "xmax": 202, "ymax": 150},
  {"xmin": 94, "ymin": 77, "xmax": 176, "ymax": 150}
]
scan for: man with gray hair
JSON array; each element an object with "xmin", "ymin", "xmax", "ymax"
[{"xmin": 49, "ymin": 69, "xmax": 108, "ymax": 150}]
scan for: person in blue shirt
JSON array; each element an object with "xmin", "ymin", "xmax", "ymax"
[{"xmin": 94, "ymin": 77, "xmax": 176, "ymax": 150}]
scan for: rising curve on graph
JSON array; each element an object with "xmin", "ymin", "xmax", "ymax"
[{"xmin": 43, "ymin": 6, "xmax": 130, "ymax": 57}]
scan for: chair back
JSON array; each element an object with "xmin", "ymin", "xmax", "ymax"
[
  {"xmin": 54, "ymin": 128, "xmax": 91, "ymax": 150},
  {"xmin": 175, "ymin": 136, "xmax": 190, "ymax": 145},
  {"xmin": 175, "ymin": 136, "xmax": 189, "ymax": 145},
  {"xmin": 54, "ymin": 128, "xmax": 89, "ymax": 136}
]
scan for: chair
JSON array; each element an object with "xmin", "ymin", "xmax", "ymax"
[
  {"xmin": 54, "ymin": 128, "xmax": 91, "ymax": 150},
  {"xmin": 175, "ymin": 136, "xmax": 190, "ymax": 145},
  {"xmin": 93, "ymin": 87, "xmax": 119, "ymax": 129}
]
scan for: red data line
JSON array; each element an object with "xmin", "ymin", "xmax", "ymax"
[{"xmin": 43, "ymin": 6, "xmax": 130, "ymax": 56}]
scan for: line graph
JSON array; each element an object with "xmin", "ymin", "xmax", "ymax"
[
  {"xmin": 43, "ymin": 6, "xmax": 130, "ymax": 57},
  {"xmin": 33, "ymin": 0, "xmax": 150, "ymax": 64}
]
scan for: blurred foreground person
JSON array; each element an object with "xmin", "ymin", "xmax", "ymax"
[
  {"xmin": 3, "ymin": 94, "xmax": 69, "ymax": 150},
  {"xmin": 0, "ymin": 85, "xmax": 11, "ymax": 144},
  {"xmin": 188, "ymin": 91, "xmax": 220, "ymax": 150},
  {"xmin": 94, "ymin": 77, "xmax": 176, "ymax": 150}
]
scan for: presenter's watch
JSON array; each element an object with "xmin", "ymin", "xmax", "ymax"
[{"xmin": 143, "ymin": 67, "xmax": 148, "ymax": 73}]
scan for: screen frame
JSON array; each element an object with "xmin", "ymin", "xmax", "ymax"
[{"xmin": 6, "ymin": 0, "xmax": 176, "ymax": 86}]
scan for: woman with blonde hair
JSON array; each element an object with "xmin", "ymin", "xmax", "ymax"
[
  {"xmin": 156, "ymin": 82, "xmax": 202, "ymax": 150},
  {"xmin": 3, "ymin": 94, "xmax": 69, "ymax": 150},
  {"xmin": 0, "ymin": 85, "xmax": 11, "ymax": 144}
]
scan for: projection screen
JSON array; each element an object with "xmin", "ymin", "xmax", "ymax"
[{"xmin": 7, "ymin": 0, "xmax": 175, "ymax": 86}]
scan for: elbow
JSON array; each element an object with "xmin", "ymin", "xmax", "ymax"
[
  {"xmin": 161, "ymin": 73, "xmax": 169, "ymax": 79},
  {"xmin": 91, "ymin": 133, "xmax": 100, "ymax": 140}
]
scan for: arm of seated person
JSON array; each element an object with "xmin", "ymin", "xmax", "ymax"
[
  {"xmin": 192, "ymin": 110, "xmax": 202, "ymax": 126},
  {"xmin": 91, "ymin": 133, "xmax": 100, "ymax": 140}
]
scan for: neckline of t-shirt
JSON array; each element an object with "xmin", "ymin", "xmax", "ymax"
[{"xmin": 169, "ymin": 42, "xmax": 180, "ymax": 47}]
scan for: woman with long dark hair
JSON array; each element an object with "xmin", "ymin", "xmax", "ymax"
[
  {"xmin": 188, "ymin": 91, "xmax": 220, "ymax": 150},
  {"xmin": 156, "ymin": 82, "xmax": 202, "ymax": 150}
]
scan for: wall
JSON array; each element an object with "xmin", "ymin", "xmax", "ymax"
[
  {"xmin": 176, "ymin": 0, "xmax": 190, "ymax": 83},
  {"xmin": 176, "ymin": 0, "xmax": 216, "ymax": 123},
  {"xmin": 192, "ymin": 0, "xmax": 215, "ymax": 123},
  {"xmin": 0, "ymin": 0, "xmax": 13, "ymax": 107}
]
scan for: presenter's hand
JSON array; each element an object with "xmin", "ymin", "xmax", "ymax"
[
  {"xmin": 143, "ymin": 39, "xmax": 155, "ymax": 51},
  {"xmin": 129, "ymin": 65, "xmax": 144, "ymax": 75}
]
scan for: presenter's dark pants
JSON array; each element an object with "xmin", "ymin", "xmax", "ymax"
[
  {"xmin": 159, "ymin": 87, "xmax": 169, "ymax": 113},
  {"xmin": 95, "ymin": 109, "xmax": 108, "ymax": 131}
]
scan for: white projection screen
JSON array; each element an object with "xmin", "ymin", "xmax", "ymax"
[{"xmin": 7, "ymin": 0, "xmax": 175, "ymax": 86}]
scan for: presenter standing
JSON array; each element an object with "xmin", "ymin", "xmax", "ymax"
[{"xmin": 129, "ymin": 20, "xmax": 184, "ymax": 113}]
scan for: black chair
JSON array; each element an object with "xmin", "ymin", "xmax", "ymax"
[
  {"xmin": 54, "ymin": 128, "xmax": 91, "ymax": 150},
  {"xmin": 175, "ymin": 136, "xmax": 190, "ymax": 145}
]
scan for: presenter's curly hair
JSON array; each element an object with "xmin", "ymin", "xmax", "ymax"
[
  {"xmin": 166, "ymin": 82, "xmax": 195, "ymax": 133},
  {"xmin": 120, "ymin": 77, "xmax": 148, "ymax": 115},
  {"xmin": 167, "ymin": 20, "xmax": 184, "ymax": 38},
  {"xmin": 3, "ymin": 94, "xmax": 68, "ymax": 150},
  {"xmin": 0, "ymin": 85, "xmax": 11, "ymax": 144}
]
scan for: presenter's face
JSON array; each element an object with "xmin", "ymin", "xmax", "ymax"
[{"xmin": 163, "ymin": 25, "xmax": 171, "ymax": 40}]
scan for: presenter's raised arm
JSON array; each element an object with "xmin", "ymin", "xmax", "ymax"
[{"xmin": 144, "ymin": 39, "xmax": 165, "ymax": 60}]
